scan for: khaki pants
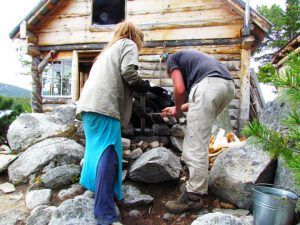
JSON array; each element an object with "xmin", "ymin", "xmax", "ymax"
[{"xmin": 183, "ymin": 77, "xmax": 235, "ymax": 195}]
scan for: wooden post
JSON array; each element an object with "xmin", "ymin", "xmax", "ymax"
[
  {"xmin": 71, "ymin": 50, "xmax": 79, "ymax": 101},
  {"xmin": 239, "ymin": 36, "xmax": 254, "ymax": 131},
  {"xmin": 38, "ymin": 50, "xmax": 57, "ymax": 74},
  {"xmin": 31, "ymin": 56, "xmax": 43, "ymax": 113}
]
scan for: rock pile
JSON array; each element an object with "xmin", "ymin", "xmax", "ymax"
[{"xmin": 0, "ymin": 99, "xmax": 298, "ymax": 225}]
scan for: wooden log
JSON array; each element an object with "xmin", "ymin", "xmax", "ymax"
[
  {"xmin": 148, "ymin": 79, "xmax": 173, "ymax": 87},
  {"xmin": 250, "ymin": 69, "xmax": 265, "ymax": 107},
  {"xmin": 71, "ymin": 50, "xmax": 79, "ymax": 101},
  {"xmin": 239, "ymin": 39, "xmax": 253, "ymax": 131},
  {"xmin": 140, "ymin": 45, "xmax": 241, "ymax": 55},
  {"xmin": 34, "ymin": 39, "xmax": 241, "ymax": 52},
  {"xmin": 128, "ymin": 2, "xmax": 226, "ymax": 15},
  {"xmin": 37, "ymin": 50, "xmax": 58, "ymax": 74},
  {"xmin": 36, "ymin": 24, "xmax": 242, "ymax": 45},
  {"xmin": 90, "ymin": 18, "xmax": 243, "ymax": 32},
  {"xmin": 31, "ymin": 56, "xmax": 43, "ymax": 113},
  {"xmin": 42, "ymin": 98, "xmax": 71, "ymax": 104},
  {"xmin": 128, "ymin": 7, "xmax": 241, "ymax": 24}
]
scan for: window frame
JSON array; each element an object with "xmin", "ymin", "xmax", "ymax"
[
  {"xmin": 41, "ymin": 59, "xmax": 72, "ymax": 98},
  {"xmin": 90, "ymin": 0, "xmax": 127, "ymax": 29}
]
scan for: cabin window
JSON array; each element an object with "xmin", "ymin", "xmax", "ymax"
[
  {"xmin": 42, "ymin": 60, "xmax": 72, "ymax": 97},
  {"xmin": 92, "ymin": 0, "xmax": 125, "ymax": 25}
]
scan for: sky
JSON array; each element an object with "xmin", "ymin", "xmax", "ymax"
[{"xmin": 0, "ymin": 0, "xmax": 286, "ymax": 101}]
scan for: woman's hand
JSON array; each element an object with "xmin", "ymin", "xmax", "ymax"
[{"xmin": 161, "ymin": 106, "xmax": 178, "ymax": 117}]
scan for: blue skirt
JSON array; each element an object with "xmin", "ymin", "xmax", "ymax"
[{"xmin": 80, "ymin": 112, "xmax": 123, "ymax": 200}]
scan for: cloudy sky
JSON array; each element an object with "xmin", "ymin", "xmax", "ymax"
[{"xmin": 0, "ymin": 0, "xmax": 285, "ymax": 101}]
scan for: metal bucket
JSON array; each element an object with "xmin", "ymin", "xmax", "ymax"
[{"xmin": 253, "ymin": 183, "xmax": 299, "ymax": 225}]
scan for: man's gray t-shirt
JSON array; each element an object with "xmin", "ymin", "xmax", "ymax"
[{"xmin": 167, "ymin": 50, "xmax": 233, "ymax": 92}]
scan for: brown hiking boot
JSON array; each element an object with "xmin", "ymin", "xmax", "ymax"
[{"xmin": 165, "ymin": 191, "xmax": 203, "ymax": 214}]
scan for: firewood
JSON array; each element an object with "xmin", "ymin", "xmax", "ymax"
[{"xmin": 220, "ymin": 201, "xmax": 236, "ymax": 209}]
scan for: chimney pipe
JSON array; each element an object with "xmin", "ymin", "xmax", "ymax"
[{"xmin": 244, "ymin": 0, "xmax": 251, "ymax": 36}]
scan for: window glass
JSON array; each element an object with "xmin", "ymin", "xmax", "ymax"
[
  {"xmin": 42, "ymin": 77, "xmax": 51, "ymax": 96},
  {"xmin": 52, "ymin": 79, "xmax": 61, "ymax": 96},
  {"xmin": 52, "ymin": 61, "xmax": 62, "ymax": 80},
  {"xmin": 42, "ymin": 59, "xmax": 72, "ymax": 97}
]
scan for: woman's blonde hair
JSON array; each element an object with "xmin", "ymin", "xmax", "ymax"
[
  {"xmin": 95, "ymin": 21, "xmax": 144, "ymax": 61},
  {"xmin": 107, "ymin": 21, "xmax": 144, "ymax": 50}
]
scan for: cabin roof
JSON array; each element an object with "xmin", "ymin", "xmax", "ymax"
[
  {"xmin": 9, "ymin": 0, "xmax": 272, "ymax": 40},
  {"xmin": 272, "ymin": 33, "xmax": 300, "ymax": 65}
]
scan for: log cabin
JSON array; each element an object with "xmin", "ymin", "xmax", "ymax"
[
  {"xmin": 9, "ymin": 0, "xmax": 271, "ymax": 132},
  {"xmin": 272, "ymin": 33, "xmax": 300, "ymax": 70}
]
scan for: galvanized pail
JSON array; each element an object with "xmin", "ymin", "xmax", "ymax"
[{"xmin": 253, "ymin": 183, "xmax": 299, "ymax": 225}]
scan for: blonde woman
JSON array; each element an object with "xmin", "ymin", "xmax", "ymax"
[{"xmin": 76, "ymin": 22, "xmax": 150, "ymax": 225}]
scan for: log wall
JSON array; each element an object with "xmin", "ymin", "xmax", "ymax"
[{"xmin": 33, "ymin": 0, "xmax": 244, "ymax": 131}]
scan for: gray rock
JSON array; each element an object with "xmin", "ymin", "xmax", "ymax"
[
  {"xmin": 191, "ymin": 212, "xmax": 252, "ymax": 225},
  {"xmin": 129, "ymin": 147, "xmax": 182, "ymax": 183},
  {"xmin": 123, "ymin": 185, "xmax": 153, "ymax": 206},
  {"xmin": 213, "ymin": 107, "xmax": 233, "ymax": 133},
  {"xmin": 83, "ymin": 190, "xmax": 94, "ymax": 199},
  {"xmin": 170, "ymin": 136, "xmax": 183, "ymax": 152},
  {"xmin": 275, "ymin": 157, "xmax": 299, "ymax": 194},
  {"xmin": 7, "ymin": 104, "xmax": 77, "ymax": 152},
  {"xmin": 41, "ymin": 165, "xmax": 81, "ymax": 190},
  {"xmin": 26, "ymin": 205, "xmax": 56, "ymax": 225},
  {"xmin": 42, "ymin": 161, "xmax": 56, "ymax": 173},
  {"xmin": 212, "ymin": 209, "xmax": 250, "ymax": 217},
  {"xmin": 128, "ymin": 209, "xmax": 141, "ymax": 217},
  {"xmin": 122, "ymin": 138, "xmax": 131, "ymax": 150},
  {"xmin": 57, "ymin": 184, "xmax": 85, "ymax": 201},
  {"xmin": 48, "ymin": 196, "xmax": 97, "ymax": 225},
  {"xmin": 209, "ymin": 140, "xmax": 276, "ymax": 209},
  {"xmin": 275, "ymin": 157, "xmax": 300, "ymax": 210},
  {"xmin": 130, "ymin": 148, "xmax": 143, "ymax": 160},
  {"xmin": 260, "ymin": 100, "xmax": 290, "ymax": 132},
  {"xmin": 8, "ymin": 137, "xmax": 84, "ymax": 184},
  {"xmin": 25, "ymin": 189, "xmax": 52, "ymax": 210},
  {"xmin": 163, "ymin": 213, "xmax": 173, "ymax": 221},
  {"xmin": 171, "ymin": 124, "xmax": 186, "ymax": 137},
  {"xmin": 0, "ymin": 182, "xmax": 15, "ymax": 193},
  {"xmin": 152, "ymin": 124, "xmax": 171, "ymax": 136},
  {"xmin": 0, "ymin": 209, "xmax": 27, "ymax": 225},
  {"xmin": 0, "ymin": 155, "xmax": 17, "ymax": 173}
]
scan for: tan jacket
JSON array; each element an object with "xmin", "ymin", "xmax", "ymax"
[{"xmin": 76, "ymin": 38, "xmax": 141, "ymax": 127}]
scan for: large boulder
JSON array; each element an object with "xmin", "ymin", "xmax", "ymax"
[
  {"xmin": 7, "ymin": 104, "xmax": 77, "ymax": 152},
  {"xmin": 48, "ymin": 196, "xmax": 97, "ymax": 225},
  {"xmin": 8, "ymin": 137, "xmax": 84, "ymax": 185},
  {"xmin": 129, "ymin": 147, "xmax": 182, "ymax": 183},
  {"xmin": 123, "ymin": 185, "xmax": 153, "ymax": 206},
  {"xmin": 260, "ymin": 100, "xmax": 290, "ymax": 132},
  {"xmin": 191, "ymin": 212, "xmax": 252, "ymax": 225},
  {"xmin": 209, "ymin": 140, "xmax": 277, "ymax": 209},
  {"xmin": 41, "ymin": 165, "xmax": 81, "ymax": 190}
]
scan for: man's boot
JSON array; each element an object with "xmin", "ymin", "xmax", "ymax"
[{"xmin": 165, "ymin": 191, "xmax": 203, "ymax": 214}]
